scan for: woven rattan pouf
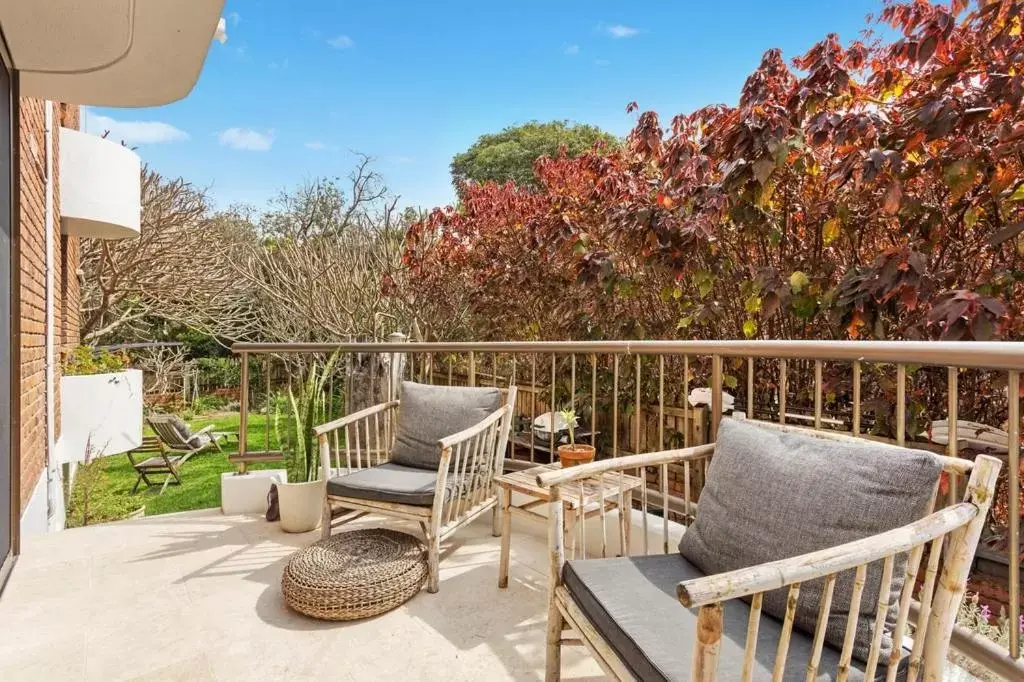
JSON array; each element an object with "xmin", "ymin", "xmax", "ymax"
[{"xmin": 281, "ymin": 528, "xmax": 428, "ymax": 621}]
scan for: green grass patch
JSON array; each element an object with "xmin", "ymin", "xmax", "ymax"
[{"xmin": 66, "ymin": 412, "xmax": 285, "ymax": 526}]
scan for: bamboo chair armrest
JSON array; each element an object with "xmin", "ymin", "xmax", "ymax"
[
  {"xmin": 430, "ymin": 448, "xmax": 456, "ymax": 501},
  {"xmin": 313, "ymin": 401, "xmax": 400, "ymax": 436},
  {"xmin": 676, "ymin": 502, "xmax": 978, "ymax": 608},
  {"xmin": 437, "ymin": 405, "xmax": 510, "ymax": 450},
  {"xmin": 536, "ymin": 444, "xmax": 716, "ymax": 489}
]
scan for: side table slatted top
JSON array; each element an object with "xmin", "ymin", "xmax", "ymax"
[
  {"xmin": 495, "ymin": 462, "xmax": 644, "ymax": 588},
  {"xmin": 495, "ymin": 462, "xmax": 643, "ymax": 510}
]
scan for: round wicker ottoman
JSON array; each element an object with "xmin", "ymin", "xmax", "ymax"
[{"xmin": 281, "ymin": 528, "xmax": 428, "ymax": 621}]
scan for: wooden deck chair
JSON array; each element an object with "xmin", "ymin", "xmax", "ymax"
[
  {"xmin": 126, "ymin": 436, "xmax": 193, "ymax": 494},
  {"xmin": 147, "ymin": 413, "xmax": 220, "ymax": 455}
]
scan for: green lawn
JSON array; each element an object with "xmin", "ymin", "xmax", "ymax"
[{"xmin": 66, "ymin": 412, "xmax": 286, "ymax": 526}]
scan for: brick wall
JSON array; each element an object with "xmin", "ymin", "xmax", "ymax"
[{"xmin": 17, "ymin": 98, "xmax": 79, "ymax": 510}]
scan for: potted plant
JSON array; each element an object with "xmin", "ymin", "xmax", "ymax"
[
  {"xmin": 556, "ymin": 408, "xmax": 596, "ymax": 467},
  {"xmin": 277, "ymin": 353, "xmax": 339, "ymax": 533}
]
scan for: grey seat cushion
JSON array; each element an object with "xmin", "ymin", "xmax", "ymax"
[
  {"xmin": 188, "ymin": 432, "xmax": 212, "ymax": 448},
  {"xmin": 564, "ymin": 554, "xmax": 908, "ymax": 682},
  {"xmin": 390, "ymin": 381, "xmax": 502, "ymax": 471},
  {"xmin": 327, "ymin": 462, "xmax": 475, "ymax": 507},
  {"xmin": 678, "ymin": 419, "xmax": 941, "ymax": 665}
]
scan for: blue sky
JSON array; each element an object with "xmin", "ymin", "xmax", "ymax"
[{"xmin": 85, "ymin": 0, "xmax": 885, "ymax": 212}]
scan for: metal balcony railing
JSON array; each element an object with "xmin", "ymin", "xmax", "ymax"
[{"xmin": 231, "ymin": 338, "xmax": 1024, "ymax": 678}]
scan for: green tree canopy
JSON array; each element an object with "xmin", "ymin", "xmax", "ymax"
[{"xmin": 451, "ymin": 120, "xmax": 618, "ymax": 190}]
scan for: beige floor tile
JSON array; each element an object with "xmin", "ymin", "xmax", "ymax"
[{"xmin": 1, "ymin": 508, "xmax": 602, "ymax": 682}]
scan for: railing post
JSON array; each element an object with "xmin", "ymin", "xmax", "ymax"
[
  {"xmin": 1007, "ymin": 370, "xmax": 1020, "ymax": 660},
  {"xmin": 813, "ymin": 359, "xmax": 823, "ymax": 430},
  {"xmin": 386, "ymin": 332, "xmax": 407, "ymax": 452},
  {"xmin": 896, "ymin": 363, "xmax": 907, "ymax": 446},
  {"xmin": 711, "ymin": 354, "xmax": 723, "ymax": 440},
  {"xmin": 778, "ymin": 358, "xmax": 787, "ymax": 425},
  {"xmin": 387, "ymin": 332, "xmax": 407, "ymax": 401},
  {"xmin": 238, "ymin": 351, "xmax": 249, "ymax": 473},
  {"xmin": 947, "ymin": 366, "xmax": 959, "ymax": 504}
]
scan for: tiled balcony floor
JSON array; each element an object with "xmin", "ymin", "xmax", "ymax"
[{"xmin": 0, "ymin": 509, "xmax": 603, "ymax": 681}]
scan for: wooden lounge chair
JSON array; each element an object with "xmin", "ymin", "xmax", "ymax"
[
  {"xmin": 147, "ymin": 413, "xmax": 222, "ymax": 454},
  {"xmin": 315, "ymin": 381, "xmax": 518, "ymax": 593},
  {"xmin": 126, "ymin": 436, "xmax": 192, "ymax": 494},
  {"xmin": 538, "ymin": 419, "xmax": 1002, "ymax": 681}
]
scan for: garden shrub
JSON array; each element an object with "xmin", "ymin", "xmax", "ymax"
[
  {"xmin": 193, "ymin": 393, "xmax": 230, "ymax": 414},
  {"xmin": 195, "ymin": 357, "xmax": 241, "ymax": 389},
  {"xmin": 64, "ymin": 345, "xmax": 129, "ymax": 376},
  {"xmin": 65, "ymin": 459, "xmax": 142, "ymax": 527}
]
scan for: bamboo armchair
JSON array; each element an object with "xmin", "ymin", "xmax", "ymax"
[
  {"xmin": 315, "ymin": 386, "xmax": 517, "ymax": 593},
  {"xmin": 537, "ymin": 422, "xmax": 1001, "ymax": 682}
]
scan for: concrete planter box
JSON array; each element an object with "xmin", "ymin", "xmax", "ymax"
[
  {"xmin": 221, "ymin": 470, "xmax": 287, "ymax": 515},
  {"xmin": 60, "ymin": 369, "xmax": 143, "ymax": 463}
]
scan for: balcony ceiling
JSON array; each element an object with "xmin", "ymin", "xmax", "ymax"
[{"xmin": 0, "ymin": 0, "xmax": 225, "ymax": 107}]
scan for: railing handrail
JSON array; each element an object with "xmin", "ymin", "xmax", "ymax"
[{"xmin": 231, "ymin": 339, "xmax": 1024, "ymax": 371}]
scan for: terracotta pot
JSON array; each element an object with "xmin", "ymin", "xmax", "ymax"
[{"xmin": 557, "ymin": 444, "xmax": 596, "ymax": 468}]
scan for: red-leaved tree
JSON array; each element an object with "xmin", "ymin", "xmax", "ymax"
[{"xmin": 404, "ymin": 0, "xmax": 1024, "ymax": 345}]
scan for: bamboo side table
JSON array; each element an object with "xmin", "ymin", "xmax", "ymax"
[{"xmin": 494, "ymin": 462, "xmax": 643, "ymax": 588}]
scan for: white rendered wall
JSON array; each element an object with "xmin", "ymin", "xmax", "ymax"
[{"xmin": 60, "ymin": 369, "xmax": 143, "ymax": 463}]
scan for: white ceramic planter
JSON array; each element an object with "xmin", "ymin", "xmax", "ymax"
[
  {"xmin": 277, "ymin": 480, "xmax": 326, "ymax": 533},
  {"xmin": 60, "ymin": 369, "xmax": 143, "ymax": 462}
]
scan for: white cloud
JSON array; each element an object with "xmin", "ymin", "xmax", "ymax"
[
  {"xmin": 217, "ymin": 128, "xmax": 274, "ymax": 151},
  {"xmin": 387, "ymin": 155, "xmax": 416, "ymax": 165},
  {"xmin": 227, "ymin": 11, "xmax": 241, "ymax": 26},
  {"xmin": 327, "ymin": 35, "xmax": 354, "ymax": 49},
  {"xmin": 595, "ymin": 59, "xmax": 611, "ymax": 67},
  {"xmin": 269, "ymin": 58, "xmax": 290, "ymax": 70},
  {"xmin": 83, "ymin": 112, "xmax": 189, "ymax": 144},
  {"xmin": 603, "ymin": 24, "xmax": 639, "ymax": 38},
  {"xmin": 304, "ymin": 141, "xmax": 339, "ymax": 152},
  {"xmin": 564, "ymin": 44, "xmax": 580, "ymax": 55}
]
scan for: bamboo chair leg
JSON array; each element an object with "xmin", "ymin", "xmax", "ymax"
[
  {"xmin": 491, "ymin": 502, "xmax": 501, "ymax": 537},
  {"xmin": 426, "ymin": 536, "xmax": 440, "ymax": 593},
  {"xmin": 422, "ymin": 519, "xmax": 441, "ymax": 593},
  {"xmin": 321, "ymin": 499, "xmax": 332, "ymax": 540},
  {"xmin": 545, "ymin": 601, "xmax": 564, "ymax": 682}
]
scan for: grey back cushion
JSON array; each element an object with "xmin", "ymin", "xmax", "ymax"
[
  {"xmin": 390, "ymin": 381, "xmax": 502, "ymax": 471},
  {"xmin": 678, "ymin": 419, "xmax": 941, "ymax": 664},
  {"xmin": 167, "ymin": 415, "xmax": 192, "ymax": 440}
]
